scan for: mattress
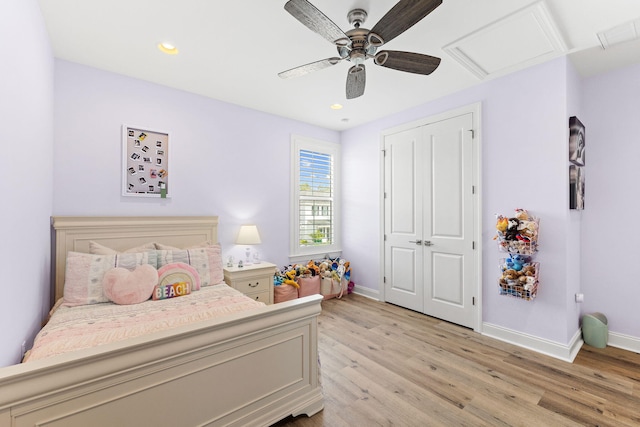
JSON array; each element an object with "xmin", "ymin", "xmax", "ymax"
[{"xmin": 25, "ymin": 284, "xmax": 265, "ymax": 362}]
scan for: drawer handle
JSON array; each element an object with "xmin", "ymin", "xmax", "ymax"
[{"xmin": 249, "ymin": 281, "xmax": 259, "ymax": 288}]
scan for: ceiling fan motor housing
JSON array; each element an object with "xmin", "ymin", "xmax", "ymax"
[{"xmin": 338, "ymin": 27, "xmax": 378, "ymax": 65}]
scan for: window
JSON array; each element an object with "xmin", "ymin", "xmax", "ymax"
[{"xmin": 290, "ymin": 135, "xmax": 341, "ymax": 259}]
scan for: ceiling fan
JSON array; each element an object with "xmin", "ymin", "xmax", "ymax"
[{"xmin": 278, "ymin": 0, "xmax": 443, "ymax": 99}]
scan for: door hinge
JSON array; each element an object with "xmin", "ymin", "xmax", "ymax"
[
  {"xmin": 469, "ymin": 129, "xmax": 475, "ymax": 139},
  {"xmin": 472, "ymin": 241, "xmax": 476, "ymax": 250},
  {"xmin": 472, "ymin": 185, "xmax": 475, "ymax": 194},
  {"xmin": 382, "ymin": 149, "xmax": 387, "ymax": 156},
  {"xmin": 384, "ymin": 234, "xmax": 387, "ymax": 241},
  {"xmin": 383, "ymin": 276, "xmax": 386, "ymax": 283},
  {"xmin": 472, "ymin": 296, "xmax": 476, "ymax": 306},
  {"xmin": 384, "ymin": 192, "xmax": 387, "ymax": 199}
]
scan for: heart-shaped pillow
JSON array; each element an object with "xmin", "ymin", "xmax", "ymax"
[{"xmin": 102, "ymin": 264, "xmax": 158, "ymax": 305}]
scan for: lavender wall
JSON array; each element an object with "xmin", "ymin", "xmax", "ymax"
[
  {"xmin": 53, "ymin": 60, "xmax": 340, "ymax": 269},
  {"xmin": 342, "ymin": 57, "xmax": 579, "ymax": 345},
  {"xmin": 0, "ymin": 0, "xmax": 54, "ymax": 366},
  {"xmin": 565, "ymin": 60, "xmax": 584, "ymax": 341},
  {"xmin": 581, "ymin": 63, "xmax": 640, "ymax": 339}
]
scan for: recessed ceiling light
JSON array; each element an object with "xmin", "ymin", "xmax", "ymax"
[
  {"xmin": 158, "ymin": 42, "xmax": 179, "ymax": 55},
  {"xmin": 330, "ymin": 104, "xmax": 343, "ymax": 110}
]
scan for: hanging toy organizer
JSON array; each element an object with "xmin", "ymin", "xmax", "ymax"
[{"xmin": 495, "ymin": 209, "xmax": 540, "ymax": 301}]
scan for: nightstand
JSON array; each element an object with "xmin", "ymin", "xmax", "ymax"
[{"xmin": 223, "ymin": 262, "xmax": 276, "ymax": 304}]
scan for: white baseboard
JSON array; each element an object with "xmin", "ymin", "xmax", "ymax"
[
  {"xmin": 608, "ymin": 331, "xmax": 640, "ymax": 354},
  {"xmin": 351, "ymin": 285, "xmax": 380, "ymax": 300},
  {"xmin": 482, "ymin": 322, "xmax": 583, "ymax": 362},
  {"xmin": 348, "ymin": 290, "xmax": 639, "ymax": 357}
]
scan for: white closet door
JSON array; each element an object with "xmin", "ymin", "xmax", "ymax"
[
  {"xmin": 383, "ymin": 112, "xmax": 476, "ymax": 328},
  {"xmin": 383, "ymin": 127, "xmax": 424, "ymax": 312},
  {"xmin": 422, "ymin": 113, "xmax": 475, "ymax": 328}
]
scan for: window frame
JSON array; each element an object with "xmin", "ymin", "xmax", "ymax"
[{"xmin": 289, "ymin": 135, "xmax": 341, "ymax": 261}]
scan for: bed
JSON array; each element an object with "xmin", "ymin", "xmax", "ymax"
[{"xmin": 0, "ymin": 216, "xmax": 323, "ymax": 427}]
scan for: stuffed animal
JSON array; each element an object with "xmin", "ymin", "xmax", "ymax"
[
  {"xmin": 283, "ymin": 270, "xmax": 300, "ymax": 288},
  {"xmin": 307, "ymin": 260, "xmax": 319, "ymax": 276},
  {"xmin": 521, "ymin": 265, "xmax": 536, "ymax": 276},
  {"xmin": 496, "ymin": 215, "xmax": 508, "ymax": 232},
  {"xmin": 511, "ymin": 254, "xmax": 527, "ymax": 271},
  {"xmin": 514, "ymin": 208, "xmax": 530, "ymax": 221},
  {"xmin": 505, "ymin": 218, "xmax": 520, "ymax": 240}
]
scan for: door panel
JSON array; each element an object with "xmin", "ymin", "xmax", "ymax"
[
  {"xmin": 384, "ymin": 128, "xmax": 423, "ymax": 312},
  {"xmin": 423, "ymin": 113, "xmax": 474, "ymax": 328},
  {"xmin": 430, "ymin": 131, "xmax": 463, "ymax": 238},
  {"xmin": 389, "ymin": 137, "xmax": 417, "ymax": 234},
  {"xmin": 390, "ymin": 247, "xmax": 418, "ymax": 294},
  {"xmin": 431, "ymin": 252, "xmax": 464, "ymax": 305}
]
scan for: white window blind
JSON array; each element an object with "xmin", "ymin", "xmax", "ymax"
[
  {"xmin": 299, "ymin": 149, "xmax": 334, "ymax": 246},
  {"xmin": 290, "ymin": 136, "xmax": 341, "ymax": 259}
]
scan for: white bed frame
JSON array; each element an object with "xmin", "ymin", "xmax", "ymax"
[{"xmin": 0, "ymin": 216, "xmax": 323, "ymax": 427}]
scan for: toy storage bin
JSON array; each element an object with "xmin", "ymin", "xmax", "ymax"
[
  {"xmin": 498, "ymin": 260, "xmax": 539, "ymax": 301},
  {"xmin": 320, "ymin": 277, "xmax": 348, "ymax": 300},
  {"xmin": 297, "ymin": 275, "xmax": 321, "ymax": 297},
  {"xmin": 273, "ymin": 284, "xmax": 298, "ymax": 303},
  {"xmin": 496, "ymin": 217, "xmax": 540, "ymax": 255},
  {"xmin": 582, "ymin": 313, "xmax": 608, "ymax": 348}
]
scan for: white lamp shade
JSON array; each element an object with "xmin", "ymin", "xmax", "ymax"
[{"xmin": 235, "ymin": 225, "xmax": 262, "ymax": 245}]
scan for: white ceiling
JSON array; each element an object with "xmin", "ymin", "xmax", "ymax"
[{"xmin": 37, "ymin": 0, "xmax": 640, "ymax": 131}]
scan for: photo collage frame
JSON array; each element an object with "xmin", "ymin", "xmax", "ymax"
[{"xmin": 122, "ymin": 125, "xmax": 169, "ymax": 198}]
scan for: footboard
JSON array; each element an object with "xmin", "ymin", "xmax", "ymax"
[{"xmin": 0, "ymin": 295, "xmax": 323, "ymax": 427}]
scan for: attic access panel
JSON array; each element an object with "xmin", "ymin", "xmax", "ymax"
[{"xmin": 444, "ymin": 1, "xmax": 567, "ymax": 80}]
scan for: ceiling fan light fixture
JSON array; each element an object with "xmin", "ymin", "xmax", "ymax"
[{"xmin": 158, "ymin": 42, "xmax": 179, "ymax": 55}]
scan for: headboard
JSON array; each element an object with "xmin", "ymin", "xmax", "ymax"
[{"xmin": 51, "ymin": 216, "xmax": 219, "ymax": 305}]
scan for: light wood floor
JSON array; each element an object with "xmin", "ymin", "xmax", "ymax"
[{"xmin": 274, "ymin": 293, "xmax": 640, "ymax": 427}]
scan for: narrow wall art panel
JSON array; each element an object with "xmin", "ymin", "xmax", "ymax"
[{"xmin": 569, "ymin": 116, "xmax": 585, "ymax": 210}]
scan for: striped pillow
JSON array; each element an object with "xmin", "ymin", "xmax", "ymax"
[{"xmin": 156, "ymin": 244, "xmax": 223, "ymax": 287}]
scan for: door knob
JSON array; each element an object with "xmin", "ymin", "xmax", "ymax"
[
  {"xmin": 424, "ymin": 241, "xmax": 434, "ymax": 246},
  {"xmin": 409, "ymin": 240, "xmax": 422, "ymax": 245}
]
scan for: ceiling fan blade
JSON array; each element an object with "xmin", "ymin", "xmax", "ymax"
[
  {"xmin": 278, "ymin": 57, "xmax": 342, "ymax": 79},
  {"xmin": 346, "ymin": 65, "xmax": 366, "ymax": 99},
  {"xmin": 374, "ymin": 50, "xmax": 441, "ymax": 75},
  {"xmin": 369, "ymin": 0, "xmax": 442, "ymax": 46},
  {"xmin": 284, "ymin": 0, "xmax": 351, "ymax": 46}
]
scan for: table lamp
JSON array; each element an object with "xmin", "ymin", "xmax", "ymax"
[{"xmin": 235, "ymin": 224, "xmax": 261, "ymax": 265}]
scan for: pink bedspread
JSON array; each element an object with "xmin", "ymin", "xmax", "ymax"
[{"xmin": 25, "ymin": 284, "xmax": 265, "ymax": 362}]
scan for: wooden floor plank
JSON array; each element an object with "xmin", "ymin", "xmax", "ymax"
[{"xmin": 273, "ymin": 294, "xmax": 640, "ymax": 426}]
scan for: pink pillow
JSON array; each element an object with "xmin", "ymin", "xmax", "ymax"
[{"xmin": 102, "ymin": 264, "xmax": 158, "ymax": 305}]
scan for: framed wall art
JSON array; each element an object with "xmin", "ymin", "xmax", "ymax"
[
  {"xmin": 568, "ymin": 116, "xmax": 585, "ymax": 210},
  {"xmin": 569, "ymin": 116, "xmax": 585, "ymax": 166},
  {"xmin": 122, "ymin": 125, "xmax": 170, "ymax": 198},
  {"xmin": 569, "ymin": 164, "xmax": 584, "ymax": 210}
]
